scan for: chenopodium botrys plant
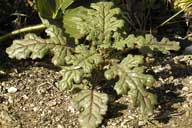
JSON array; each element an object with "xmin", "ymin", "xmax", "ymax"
[{"xmin": 6, "ymin": 1, "xmax": 180, "ymax": 128}]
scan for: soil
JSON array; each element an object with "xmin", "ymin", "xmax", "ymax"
[
  {"xmin": 0, "ymin": 54, "xmax": 192, "ymax": 128},
  {"xmin": 0, "ymin": 61, "xmax": 78, "ymax": 128}
]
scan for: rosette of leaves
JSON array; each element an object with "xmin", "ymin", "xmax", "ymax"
[{"xmin": 5, "ymin": 1, "xmax": 181, "ymax": 128}]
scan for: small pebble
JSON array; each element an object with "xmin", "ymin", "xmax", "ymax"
[
  {"xmin": 33, "ymin": 107, "xmax": 39, "ymax": 112},
  {"xmin": 7, "ymin": 87, "xmax": 17, "ymax": 93},
  {"xmin": 57, "ymin": 124, "xmax": 64, "ymax": 128},
  {"xmin": 22, "ymin": 95, "xmax": 29, "ymax": 100},
  {"xmin": 67, "ymin": 105, "xmax": 75, "ymax": 113},
  {"xmin": 182, "ymin": 87, "xmax": 189, "ymax": 91},
  {"xmin": 138, "ymin": 121, "xmax": 145, "ymax": 126},
  {"xmin": 111, "ymin": 122, "xmax": 117, "ymax": 126},
  {"xmin": 47, "ymin": 100, "xmax": 57, "ymax": 107}
]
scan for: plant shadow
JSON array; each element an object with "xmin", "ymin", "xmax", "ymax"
[
  {"xmin": 149, "ymin": 57, "xmax": 192, "ymax": 123},
  {"xmin": 106, "ymin": 102, "xmax": 128, "ymax": 119},
  {"xmin": 0, "ymin": 51, "xmax": 60, "ymax": 83},
  {"xmin": 153, "ymin": 83, "xmax": 185, "ymax": 123},
  {"xmin": 101, "ymin": 102, "xmax": 128, "ymax": 127}
]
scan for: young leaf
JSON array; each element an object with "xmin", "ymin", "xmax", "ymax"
[
  {"xmin": 58, "ymin": 45, "xmax": 103, "ymax": 90},
  {"xmin": 63, "ymin": 7, "xmax": 88, "ymax": 39},
  {"xmin": 65, "ymin": 45, "xmax": 104, "ymax": 73},
  {"xmin": 105, "ymin": 55, "xmax": 157, "ymax": 116},
  {"xmin": 59, "ymin": 67, "xmax": 84, "ymax": 90},
  {"xmin": 76, "ymin": 2, "xmax": 124, "ymax": 48},
  {"xmin": 6, "ymin": 25, "xmax": 72, "ymax": 66},
  {"xmin": 113, "ymin": 34, "xmax": 180, "ymax": 54},
  {"xmin": 36, "ymin": 0, "xmax": 74, "ymax": 19},
  {"xmin": 73, "ymin": 90, "xmax": 108, "ymax": 128}
]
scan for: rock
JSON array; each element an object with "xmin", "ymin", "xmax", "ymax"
[
  {"xmin": 33, "ymin": 107, "xmax": 39, "ymax": 112},
  {"xmin": 182, "ymin": 86, "xmax": 189, "ymax": 91},
  {"xmin": 7, "ymin": 87, "xmax": 17, "ymax": 93},
  {"xmin": 57, "ymin": 124, "xmax": 64, "ymax": 128},
  {"xmin": 47, "ymin": 100, "xmax": 57, "ymax": 107}
]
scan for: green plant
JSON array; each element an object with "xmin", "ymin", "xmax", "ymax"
[{"xmin": 4, "ymin": 0, "xmax": 180, "ymax": 127}]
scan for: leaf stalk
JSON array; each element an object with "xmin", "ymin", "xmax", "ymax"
[{"xmin": 0, "ymin": 24, "xmax": 46, "ymax": 43}]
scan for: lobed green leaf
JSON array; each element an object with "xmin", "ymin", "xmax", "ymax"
[
  {"xmin": 58, "ymin": 45, "xmax": 103, "ymax": 90},
  {"xmin": 63, "ymin": 7, "xmax": 88, "ymax": 39},
  {"xmin": 73, "ymin": 90, "xmax": 108, "ymax": 128},
  {"xmin": 105, "ymin": 55, "xmax": 157, "ymax": 116},
  {"xmin": 58, "ymin": 67, "xmax": 84, "ymax": 90},
  {"xmin": 64, "ymin": 2, "xmax": 124, "ymax": 47},
  {"xmin": 6, "ymin": 25, "xmax": 72, "ymax": 66},
  {"xmin": 113, "ymin": 34, "xmax": 180, "ymax": 54}
]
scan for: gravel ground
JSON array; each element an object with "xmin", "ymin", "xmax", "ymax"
[{"xmin": 0, "ymin": 55, "xmax": 192, "ymax": 128}]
